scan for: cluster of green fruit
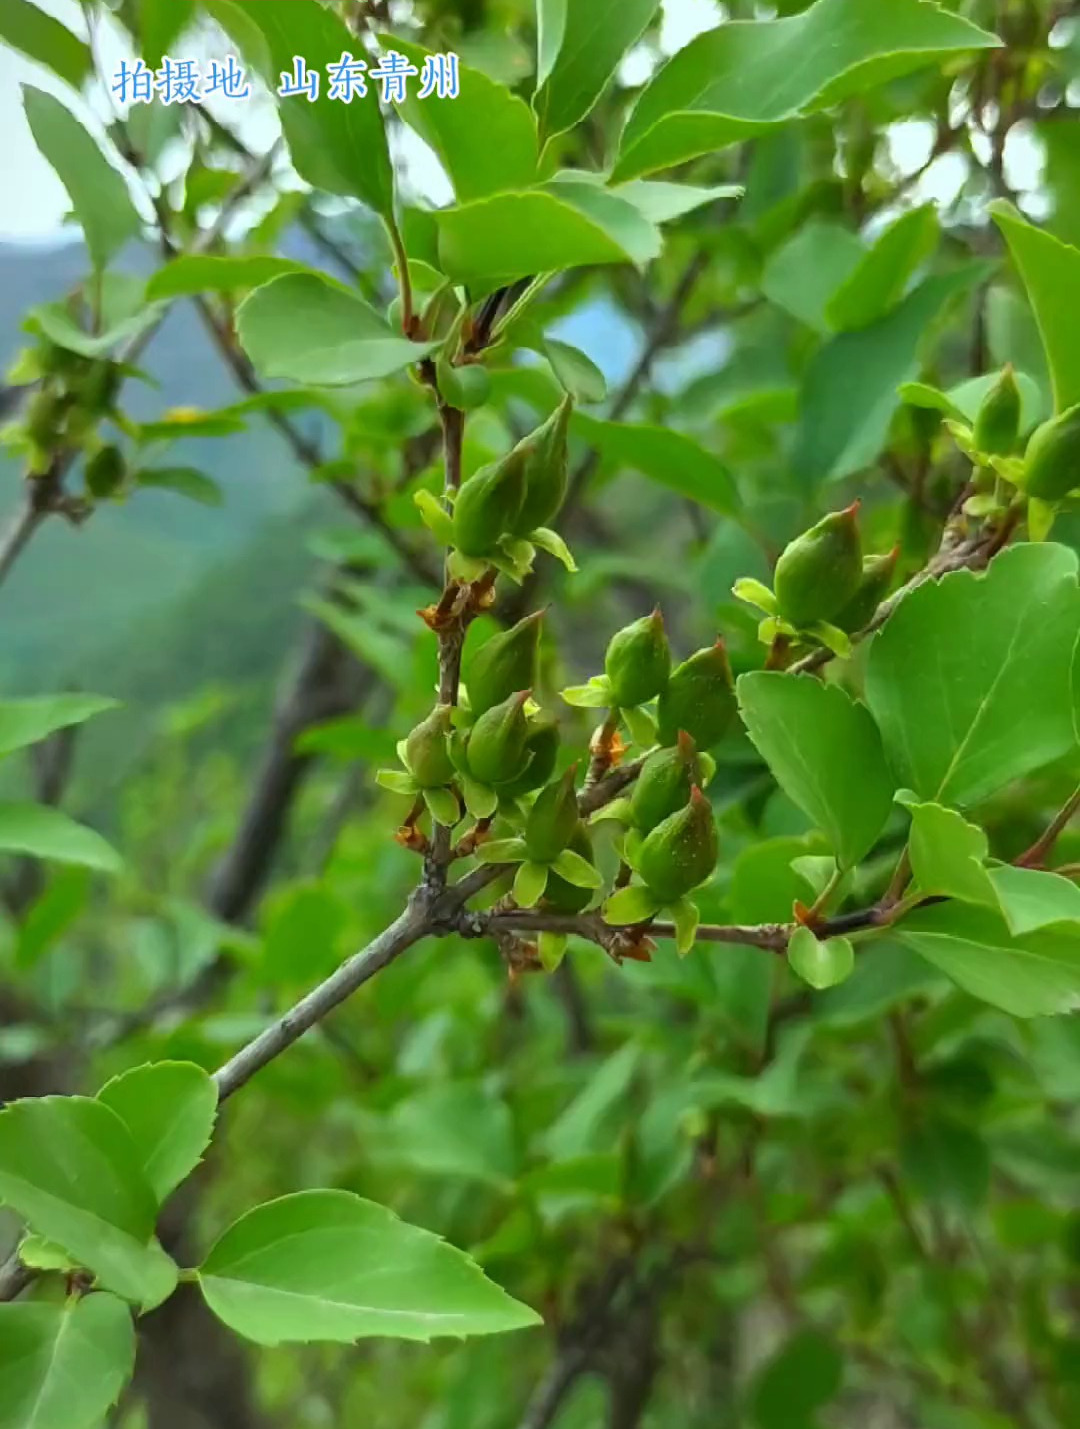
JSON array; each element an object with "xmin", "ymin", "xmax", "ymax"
[
  {"xmin": 3, "ymin": 338, "xmax": 125, "ymax": 497},
  {"xmin": 379, "ymin": 599, "xmax": 741, "ymax": 962},
  {"xmin": 415, "ymin": 395, "xmax": 576, "ymax": 583},
  {"xmin": 734, "ymin": 501, "xmax": 898, "ymax": 655}
]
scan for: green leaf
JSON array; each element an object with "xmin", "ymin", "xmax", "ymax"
[
  {"xmin": 574, "ymin": 414, "xmax": 740, "ymax": 516},
  {"xmin": 28, "ymin": 301, "xmax": 162, "ymax": 361},
  {"xmin": 530, "ymin": 526, "xmax": 578, "ymax": 571},
  {"xmin": 514, "ymin": 860, "xmax": 549, "ymax": 908},
  {"xmin": 987, "ymin": 865, "xmax": 1080, "ymax": 937},
  {"xmin": 901, "ymin": 798, "xmax": 996, "ymax": 906},
  {"xmin": 460, "ymin": 775, "xmax": 499, "ymax": 820},
  {"xmin": 376, "ymin": 769, "xmax": 418, "ymax": 796},
  {"xmin": 604, "ymin": 885, "xmax": 660, "ymax": 925},
  {"xmin": 17, "ymin": 1236, "xmax": 77, "ymax": 1273},
  {"xmin": 386, "ymin": 35, "xmax": 537, "ymax": 201},
  {"xmin": 737, "ymin": 673, "xmax": 895, "ymax": 868},
  {"xmin": 865, "ymin": 544, "xmax": 1080, "ymax": 806},
  {"xmin": 551, "ymin": 849, "xmax": 602, "ymax": 890},
  {"xmin": 825, "ymin": 204, "xmax": 938, "ymax": 331},
  {"xmin": 138, "ymin": 0, "xmax": 195, "ymax": 68},
  {"xmin": 197, "ymin": 1189, "xmax": 540, "ymax": 1344},
  {"xmin": 22, "ymin": 88, "xmax": 141, "ymax": 273},
  {"xmin": 669, "ymin": 896, "xmax": 701, "ymax": 957},
  {"xmin": 0, "ymin": 694, "xmax": 117, "ymax": 760},
  {"xmin": 761, "ymin": 221, "xmax": 865, "ymax": 332},
  {"xmin": 902, "ymin": 1116, "xmax": 990, "ymax": 1212},
  {"xmin": 0, "ymin": 1096, "xmax": 178, "ymax": 1307},
  {"xmin": 991, "ymin": 201, "xmax": 1080, "ymax": 411},
  {"xmin": 0, "ymin": 1293, "xmax": 135, "ymax": 1429},
  {"xmin": 97, "ymin": 1062, "xmax": 218, "ymax": 1204},
  {"xmin": 436, "ymin": 188, "xmax": 660, "ymax": 294},
  {"xmin": 15, "ymin": 867, "xmax": 90, "ymax": 971},
  {"xmin": 476, "ymin": 839, "xmax": 528, "ymax": 865},
  {"xmin": 542, "ymin": 338, "xmax": 607, "ymax": 403},
  {"xmin": 211, "ymin": 0, "xmax": 393, "ymax": 218},
  {"xmin": 534, "ymin": 0, "xmax": 660, "ymax": 143},
  {"xmin": 787, "ymin": 926, "xmax": 855, "ymax": 991},
  {"xmin": 750, "ymin": 1328, "xmax": 843, "ymax": 1429},
  {"xmin": 380, "ymin": 1085, "xmax": 517, "ymax": 1189},
  {"xmin": 794, "ymin": 264, "xmax": 988, "ymax": 484},
  {"xmin": 538, "ymin": 931, "xmax": 568, "ymax": 972},
  {"xmin": 423, "ymin": 787, "xmax": 462, "ymax": 828},
  {"xmin": 613, "ymin": 0, "xmax": 999, "ymax": 182},
  {"xmin": 145, "ymin": 255, "xmax": 309, "ymax": 302},
  {"xmin": 542, "ymin": 1043, "xmax": 641, "ymax": 1160},
  {"xmin": 0, "ymin": 803, "xmax": 121, "ymax": 873},
  {"xmin": 136, "ymin": 467, "xmax": 224, "ymax": 506},
  {"xmin": 897, "ymin": 902, "xmax": 1080, "ymax": 1017},
  {"xmin": 0, "ymin": 0, "xmax": 92, "ymax": 90},
  {"xmin": 237, "ymin": 275, "xmax": 435, "ymax": 386},
  {"xmin": 610, "ymin": 179, "xmax": 742, "ymax": 225}
]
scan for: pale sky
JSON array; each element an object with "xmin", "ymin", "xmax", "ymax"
[{"xmin": 0, "ymin": 0, "xmax": 1044, "ymax": 245}]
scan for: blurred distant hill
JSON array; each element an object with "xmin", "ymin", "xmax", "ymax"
[{"xmin": 0, "ymin": 237, "xmax": 324, "ymax": 693}]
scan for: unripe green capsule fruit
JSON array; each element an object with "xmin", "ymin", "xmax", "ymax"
[
  {"xmin": 834, "ymin": 546, "xmax": 900, "ymax": 634},
  {"xmin": 637, "ymin": 786, "xmax": 718, "ymax": 904},
  {"xmin": 512, "ymin": 394, "xmax": 573, "ymax": 535},
  {"xmin": 973, "ymin": 365, "xmax": 1021, "ymax": 457},
  {"xmin": 630, "ymin": 731, "xmax": 698, "ymax": 834},
  {"xmin": 773, "ymin": 502, "xmax": 863, "ymax": 628},
  {"xmin": 1022, "ymin": 404, "xmax": 1080, "ymax": 501},
  {"xmin": 525, "ymin": 764, "xmax": 580, "ymax": 863},
  {"xmin": 466, "ymin": 690, "xmax": 531, "ymax": 786},
  {"xmin": 605, "ymin": 609, "xmax": 671, "ymax": 709},
  {"xmin": 466, "ymin": 611, "xmax": 544, "ymax": 717},
  {"xmin": 405, "ymin": 705, "xmax": 455, "ymax": 789},
  {"xmin": 452, "ymin": 448, "xmax": 527, "ymax": 558},
  {"xmin": 84, "ymin": 443, "xmax": 126, "ymax": 500},
  {"xmin": 544, "ymin": 826, "xmax": 595, "ymax": 914},
  {"xmin": 500, "ymin": 717, "xmax": 560, "ymax": 799},
  {"xmin": 656, "ymin": 640, "xmax": 736, "ymax": 751}
]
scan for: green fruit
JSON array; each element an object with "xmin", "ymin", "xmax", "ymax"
[
  {"xmin": 466, "ymin": 690, "xmax": 531, "ymax": 786},
  {"xmin": 773, "ymin": 502, "xmax": 863, "ymax": 628},
  {"xmin": 544, "ymin": 827, "xmax": 595, "ymax": 914},
  {"xmin": 834, "ymin": 547, "xmax": 900, "ymax": 634},
  {"xmin": 500, "ymin": 717, "xmax": 560, "ymax": 799},
  {"xmin": 656, "ymin": 640, "xmax": 736, "ymax": 751},
  {"xmin": 24, "ymin": 390, "xmax": 64, "ymax": 449},
  {"xmin": 630, "ymin": 731, "xmax": 699, "ymax": 834},
  {"xmin": 404, "ymin": 706, "xmax": 455, "ymax": 789},
  {"xmin": 1022, "ymin": 404, "xmax": 1080, "ymax": 501},
  {"xmin": 512, "ymin": 394, "xmax": 573, "ymax": 535},
  {"xmin": 973, "ymin": 365, "xmax": 1021, "ymax": 457},
  {"xmin": 84, "ymin": 443, "xmax": 127, "ymax": 499},
  {"xmin": 604, "ymin": 609, "xmax": 671, "ymax": 709},
  {"xmin": 466, "ymin": 611, "xmax": 544, "ymax": 717},
  {"xmin": 452, "ymin": 448, "xmax": 527, "ymax": 558},
  {"xmin": 637, "ymin": 786, "xmax": 718, "ymax": 904},
  {"xmin": 525, "ymin": 765, "xmax": 580, "ymax": 863},
  {"xmin": 438, "ymin": 360, "xmax": 491, "ymax": 413},
  {"xmin": 79, "ymin": 361, "xmax": 122, "ymax": 416}
]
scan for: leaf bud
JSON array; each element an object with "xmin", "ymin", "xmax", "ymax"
[
  {"xmin": 525, "ymin": 764, "xmax": 580, "ymax": 863},
  {"xmin": 637, "ymin": 786, "xmax": 718, "ymax": 905},
  {"xmin": 452, "ymin": 448, "xmax": 527, "ymax": 558},
  {"xmin": 512, "ymin": 393, "xmax": 573, "ymax": 535},
  {"xmin": 630, "ymin": 731, "xmax": 699, "ymax": 834},
  {"xmin": 604, "ymin": 608, "xmax": 671, "ymax": 709},
  {"xmin": 84, "ymin": 443, "xmax": 126, "ymax": 500},
  {"xmin": 404, "ymin": 705, "xmax": 455, "ymax": 789},
  {"xmin": 465, "ymin": 690, "xmax": 532, "ymax": 787},
  {"xmin": 1021, "ymin": 404, "xmax": 1080, "ymax": 501},
  {"xmin": 773, "ymin": 502, "xmax": 863, "ymax": 628},
  {"xmin": 973, "ymin": 365, "xmax": 1021, "ymax": 457},
  {"xmin": 834, "ymin": 546, "xmax": 900, "ymax": 634},
  {"xmin": 466, "ymin": 611, "xmax": 544, "ymax": 717},
  {"xmin": 656, "ymin": 639, "xmax": 736, "ymax": 751}
]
